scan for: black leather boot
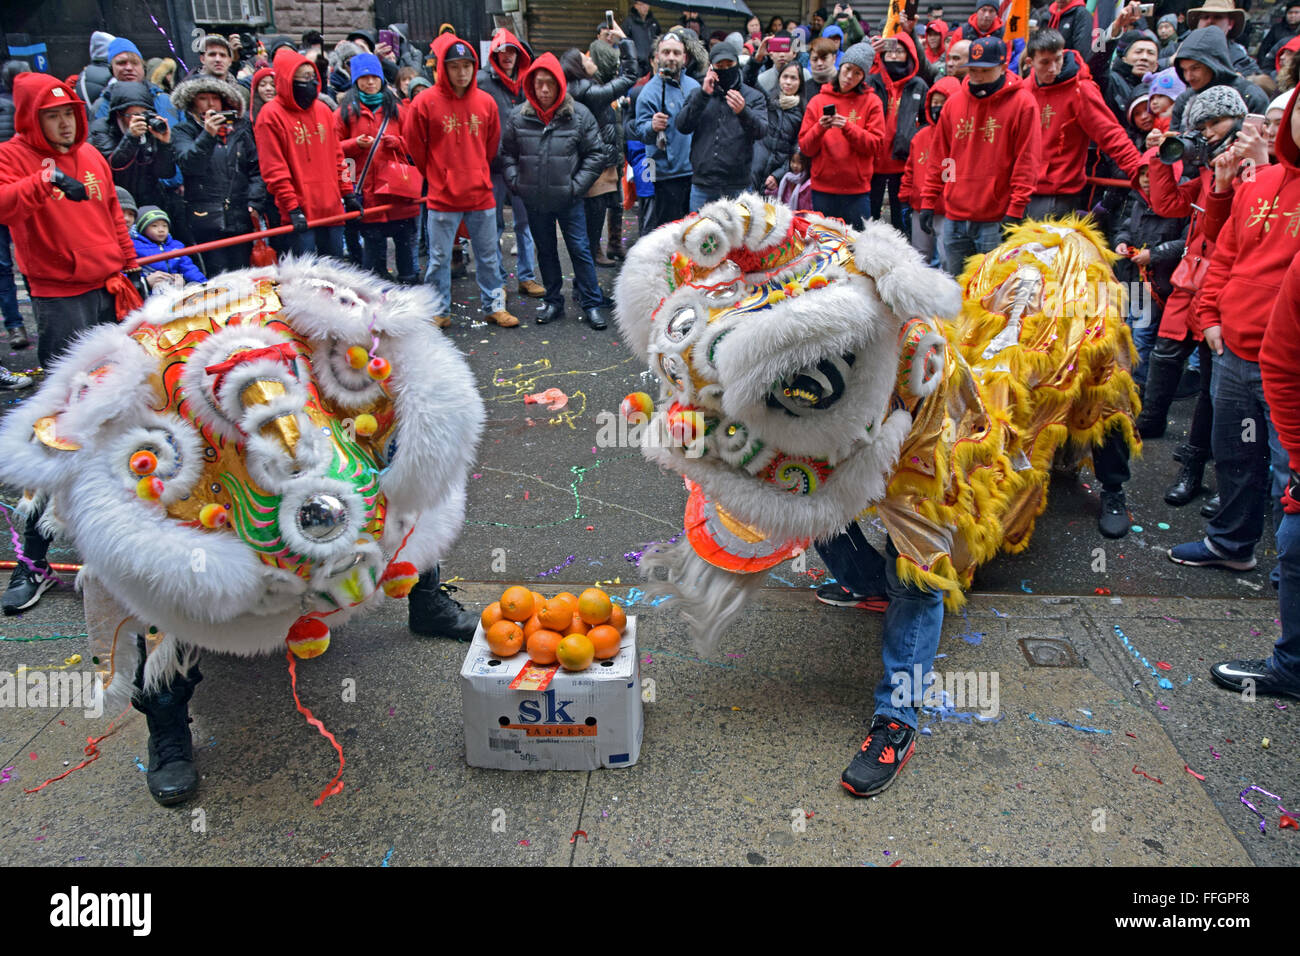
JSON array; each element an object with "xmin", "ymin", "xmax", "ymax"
[
  {"xmin": 1201, "ymin": 493, "xmax": 1222, "ymax": 519},
  {"xmin": 1165, "ymin": 446, "xmax": 1208, "ymax": 506},
  {"xmin": 1136, "ymin": 349, "xmax": 1183, "ymax": 439},
  {"xmin": 133, "ymin": 656, "xmax": 202, "ymax": 806},
  {"xmin": 606, "ymin": 207, "xmax": 625, "ymax": 260},
  {"xmin": 408, "ymin": 565, "xmax": 479, "ymax": 641}
]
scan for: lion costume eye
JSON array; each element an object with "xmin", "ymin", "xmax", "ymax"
[{"xmin": 766, "ymin": 354, "xmax": 855, "ymax": 416}]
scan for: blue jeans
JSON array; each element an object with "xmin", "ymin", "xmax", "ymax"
[
  {"xmin": 492, "ymin": 172, "xmax": 537, "ymax": 283},
  {"xmin": 940, "ymin": 218, "xmax": 1003, "ymax": 277},
  {"xmin": 527, "ymin": 203, "xmax": 603, "ymax": 310},
  {"xmin": 424, "ymin": 207, "xmax": 505, "ymax": 315},
  {"xmin": 811, "ymin": 190, "xmax": 872, "ymax": 230},
  {"xmin": 1272, "ymin": 512, "xmax": 1300, "ymax": 685},
  {"xmin": 1207, "ymin": 346, "xmax": 1288, "ymax": 561},
  {"xmin": 815, "ymin": 526, "xmax": 945, "ymax": 729},
  {"xmin": 287, "ymin": 225, "xmax": 344, "ymax": 258},
  {"xmin": 0, "ymin": 223, "xmax": 25, "ymax": 330},
  {"xmin": 1127, "ymin": 296, "xmax": 1161, "ymax": 387}
]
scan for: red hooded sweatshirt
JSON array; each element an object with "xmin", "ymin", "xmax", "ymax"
[
  {"xmin": 335, "ymin": 98, "xmax": 421, "ymax": 223},
  {"xmin": 922, "ymin": 22, "xmax": 950, "ymax": 65},
  {"xmin": 1261, "ymin": 255, "xmax": 1300, "ymax": 474},
  {"xmin": 1031, "ymin": 50, "xmax": 1142, "ymax": 195},
  {"xmin": 1195, "ymin": 87, "xmax": 1300, "ymax": 363},
  {"xmin": 952, "ymin": 9, "xmax": 1003, "ymax": 44},
  {"xmin": 0, "ymin": 73, "xmax": 136, "ymax": 297},
  {"xmin": 920, "ymin": 71, "xmax": 1042, "ymax": 221},
  {"xmin": 404, "ymin": 33, "xmax": 500, "ymax": 213},
  {"xmin": 902, "ymin": 76, "xmax": 961, "ymax": 216},
  {"xmin": 1276, "ymin": 34, "xmax": 1300, "ymax": 73},
  {"xmin": 254, "ymin": 50, "xmax": 352, "ymax": 221},
  {"xmin": 871, "ymin": 31, "xmax": 924, "ymax": 176},
  {"xmin": 798, "ymin": 77, "xmax": 886, "ymax": 194},
  {"xmin": 486, "ymin": 29, "xmax": 532, "ymax": 101}
]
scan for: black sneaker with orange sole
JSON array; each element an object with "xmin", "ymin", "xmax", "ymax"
[
  {"xmin": 841, "ymin": 716, "xmax": 916, "ymax": 797},
  {"xmin": 815, "ymin": 582, "xmax": 889, "ymax": 613}
]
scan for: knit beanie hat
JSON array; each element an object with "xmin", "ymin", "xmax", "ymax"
[
  {"xmin": 106, "ymin": 37, "xmax": 142, "ymax": 62},
  {"xmin": 839, "ymin": 41, "xmax": 876, "ymax": 75},
  {"xmin": 709, "ymin": 40, "xmax": 740, "ymax": 64},
  {"xmin": 349, "ymin": 52, "xmax": 384, "ymax": 83},
  {"xmin": 115, "ymin": 187, "xmax": 137, "ymax": 215},
  {"xmin": 1186, "ymin": 84, "xmax": 1247, "ymax": 128},
  {"xmin": 1143, "ymin": 66, "xmax": 1187, "ymax": 100},
  {"xmin": 135, "ymin": 205, "xmax": 170, "ymax": 233},
  {"xmin": 1158, "ymin": 13, "xmax": 1178, "ymax": 29},
  {"xmin": 1270, "ymin": 89, "xmax": 1293, "ymax": 114}
]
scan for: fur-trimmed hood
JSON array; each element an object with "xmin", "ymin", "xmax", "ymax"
[{"xmin": 170, "ymin": 74, "xmax": 247, "ymax": 116}]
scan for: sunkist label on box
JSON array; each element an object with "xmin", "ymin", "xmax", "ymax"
[{"xmin": 460, "ymin": 617, "xmax": 643, "ymax": 771}]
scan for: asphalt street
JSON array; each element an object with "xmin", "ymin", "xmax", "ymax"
[{"xmin": 0, "ymin": 212, "xmax": 1293, "ymax": 867}]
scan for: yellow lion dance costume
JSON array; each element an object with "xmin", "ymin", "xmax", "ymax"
[{"xmin": 613, "ymin": 194, "xmax": 1140, "ymax": 651}]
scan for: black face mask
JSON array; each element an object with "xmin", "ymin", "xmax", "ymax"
[
  {"xmin": 292, "ymin": 78, "xmax": 318, "ymax": 110},
  {"xmin": 968, "ymin": 73, "xmax": 1006, "ymax": 98},
  {"xmin": 884, "ymin": 59, "xmax": 910, "ymax": 80},
  {"xmin": 929, "ymin": 102, "xmax": 943, "ymax": 123},
  {"xmin": 714, "ymin": 64, "xmax": 741, "ymax": 92}
]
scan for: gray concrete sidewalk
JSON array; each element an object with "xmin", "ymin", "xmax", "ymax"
[{"xmin": 0, "ymin": 584, "xmax": 1294, "ymax": 866}]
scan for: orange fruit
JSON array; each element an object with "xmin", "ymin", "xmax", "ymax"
[
  {"xmin": 485, "ymin": 620, "xmax": 524, "ymax": 657},
  {"xmin": 539, "ymin": 596, "xmax": 573, "ymax": 631},
  {"xmin": 480, "ymin": 601, "xmax": 504, "ymax": 630},
  {"xmin": 526, "ymin": 629, "xmax": 562, "ymax": 665},
  {"xmin": 608, "ymin": 603, "xmax": 627, "ymax": 633},
  {"xmin": 500, "ymin": 585, "xmax": 535, "ymax": 622},
  {"xmin": 556, "ymin": 634, "xmax": 595, "ymax": 671},
  {"xmin": 567, "ymin": 613, "xmax": 589, "ymax": 636},
  {"xmin": 587, "ymin": 624, "xmax": 621, "ymax": 660},
  {"xmin": 531, "ymin": 590, "xmax": 546, "ymax": 611},
  {"xmin": 522, "ymin": 614, "xmax": 543, "ymax": 638},
  {"xmin": 552, "ymin": 591, "xmax": 579, "ymax": 616},
  {"xmin": 578, "ymin": 587, "xmax": 613, "ymax": 625}
]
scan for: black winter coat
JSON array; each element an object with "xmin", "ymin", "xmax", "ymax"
[
  {"xmin": 869, "ymin": 72, "xmax": 929, "ymax": 163},
  {"xmin": 1113, "ymin": 190, "xmax": 1188, "ymax": 302},
  {"xmin": 623, "ymin": 10, "xmax": 662, "ymax": 73},
  {"xmin": 87, "ymin": 85, "xmax": 180, "ymax": 210},
  {"xmin": 502, "ymin": 95, "xmax": 606, "ymax": 213},
  {"xmin": 171, "ymin": 114, "xmax": 265, "ymax": 238},
  {"xmin": 0, "ymin": 91, "xmax": 14, "ymax": 145},
  {"xmin": 750, "ymin": 94, "xmax": 804, "ymax": 191},
  {"xmin": 675, "ymin": 82, "xmax": 768, "ymax": 190},
  {"xmin": 568, "ymin": 38, "xmax": 640, "ymax": 169}
]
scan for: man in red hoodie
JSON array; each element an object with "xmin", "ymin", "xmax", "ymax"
[
  {"xmin": 478, "ymin": 29, "xmax": 544, "ymax": 300},
  {"xmin": 921, "ymin": 21, "xmax": 950, "ymax": 68},
  {"xmin": 0, "ymin": 72, "xmax": 141, "ymax": 612},
  {"xmin": 254, "ymin": 49, "xmax": 360, "ymax": 259},
  {"xmin": 405, "ymin": 34, "xmax": 518, "ymax": 328},
  {"xmin": 1026, "ymin": 29, "xmax": 1143, "ymax": 218},
  {"xmin": 1227, "ymin": 254, "xmax": 1300, "ymax": 700},
  {"xmin": 918, "ymin": 37, "xmax": 1042, "ymax": 276},
  {"xmin": 1168, "ymin": 87, "xmax": 1300, "ymax": 576},
  {"xmin": 951, "ymin": 2, "xmax": 1003, "ymax": 45}
]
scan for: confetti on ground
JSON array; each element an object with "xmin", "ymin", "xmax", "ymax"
[
  {"xmin": 0, "ymin": 766, "xmax": 13, "ymax": 785},
  {"xmin": 315, "ymin": 852, "xmax": 332, "ymax": 863},
  {"xmin": 1027, "ymin": 712, "xmax": 1111, "ymax": 735},
  {"xmin": 134, "ymin": 758, "xmax": 147, "ymax": 772},
  {"xmin": 570, "ymin": 830, "xmax": 588, "ymax": 843},
  {"xmin": 1132, "ymin": 765, "xmax": 1164, "ymax": 784},
  {"xmin": 1240, "ymin": 785, "xmax": 1291, "ymax": 833},
  {"xmin": 518, "ymin": 840, "xmax": 529, "ymax": 846},
  {"xmin": 991, "ymin": 608, "xmax": 1009, "ymax": 618},
  {"xmin": 537, "ymin": 555, "xmax": 577, "ymax": 578},
  {"xmin": 1161, "ymin": 615, "xmax": 1180, "ymax": 623},
  {"xmin": 1094, "ymin": 587, "xmax": 1111, "ymax": 595},
  {"xmin": 381, "ymin": 846, "xmax": 394, "ymax": 866},
  {"xmin": 1211, "ymin": 747, "xmax": 1221, "ymax": 759},
  {"xmin": 1113, "ymin": 625, "xmax": 1174, "ymax": 689},
  {"xmin": 1155, "ymin": 661, "xmax": 1172, "ymax": 670},
  {"xmin": 1020, "ymin": 579, "xmax": 1033, "ymax": 593},
  {"xmin": 1157, "ymin": 522, "xmax": 1170, "ymax": 530},
  {"xmin": 1156, "ymin": 700, "xmax": 1170, "ymax": 710},
  {"xmin": 1185, "ymin": 765, "xmax": 1206, "ymax": 781}
]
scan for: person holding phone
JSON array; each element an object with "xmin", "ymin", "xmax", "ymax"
[
  {"xmin": 675, "ymin": 41, "xmax": 767, "ymax": 209},
  {"xmin": 633, "ymin": 32, "xmax": 699, "ymax": 228},
  {"xmin": 798, "ymin": 42, "xmax": 884, "ymax": 227},
  {"xmin": 169, "ymin": 73, "xmax": 265, "ymax": 276}
]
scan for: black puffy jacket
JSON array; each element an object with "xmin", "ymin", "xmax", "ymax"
[
  {"xmin": 502, "ymin": 94, "xmax": 606, "ymax": 213},
  {"xmin": 0, "ymin": 91, "xmax": 14, "ymax": 145},
  {"xmin": 568, "ymin": 38, "xmax": 640, "ymax": 168},
  {"xmin": 171, "ymin": 117, "xmax": 264, "ymax": 238},
  {"xmin": 750, "ymin": 93, "xmax": 804, "ymax": 191},
  {"xmin": 675, "ymin": 81, "xmax": 768, "ymax": 190},
  {"xmin": 87, "ymin": 81, "xmax": 180, "ymax": 210}
]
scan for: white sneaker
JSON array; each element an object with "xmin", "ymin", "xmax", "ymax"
[{"xmin": 0, "ymin": 366, "xmax": 32, "ymax": 390}]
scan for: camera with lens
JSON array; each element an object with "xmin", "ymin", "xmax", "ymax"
[
  {"xmin": 141, "ymin": 110, "xmax": 169, "ymax": 133},
  {"xmin": 218, "ymin": 110, "xmax": 239, "ymax": 123},
  {"xmin": 1158, "ymin": 120, "xmax": 1240, "ymax": 166}
]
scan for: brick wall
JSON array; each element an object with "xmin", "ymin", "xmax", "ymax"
[{"xmin": 273, "ymin": 0, "xmax": 377, "ymax": 43}]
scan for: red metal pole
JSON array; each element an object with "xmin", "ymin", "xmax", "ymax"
[
  {"xmin": 1084, "ymin": 176, "xmax": 1132, "ymax": 188},
  {"xmin": 134, "ymin": 204, "xmax": 397, "ymax": 267}
]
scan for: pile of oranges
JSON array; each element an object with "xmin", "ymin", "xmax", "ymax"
[{"xmin": 481, "ymin": 586, "xmax": 627, "ymax": 671}]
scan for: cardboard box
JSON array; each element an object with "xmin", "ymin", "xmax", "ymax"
[{"xmin": 460, "ymin": 617, "xmax": 643, "ymax": 771}]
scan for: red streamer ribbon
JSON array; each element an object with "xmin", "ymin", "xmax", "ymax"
[
  {"xmin": 1132, "ymin": 764, "xmax": 1164, "ymax": 784},
  {"xmin": 286, "ymin": 649, "xmax": 345, "ymax": 807},
  {"xmin": 23, "ymin": 704, "xmax": 133, "ymax": 794}
]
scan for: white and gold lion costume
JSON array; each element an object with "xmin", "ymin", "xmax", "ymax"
[{"xmin": 614, "ymin": 194, "xmax": 1140, "ymax": 650}]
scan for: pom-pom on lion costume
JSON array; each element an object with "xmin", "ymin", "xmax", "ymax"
[
  {"xmin": 613, "ymin": 195, "xmax": 1139, "ymax": 652},
  {"xmin": 0, "ymin": 259, "xmax": 484, "ymax": 713}
]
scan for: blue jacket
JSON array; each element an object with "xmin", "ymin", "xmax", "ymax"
[
  {"xmin": 632, "ymin": 73, "xmax": 700, "ymax": 182},
  {"xmin": 131, "ymin": 232, "xmax": 207, "ymax": 284}
]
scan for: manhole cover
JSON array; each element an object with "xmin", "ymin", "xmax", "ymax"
[{"xmin": 1018, "ymin": 637, "xmax": 1082, "ymax": 667}]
